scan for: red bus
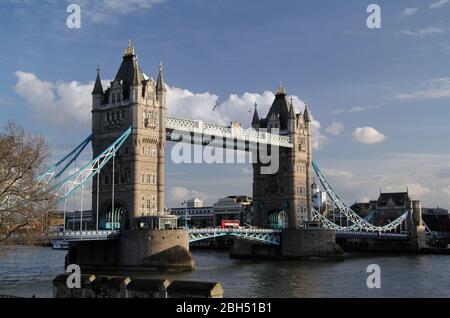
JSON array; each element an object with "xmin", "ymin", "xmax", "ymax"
[{"xmin": 221, "ymin": 220, "xmax": 240, "ymax": 229}]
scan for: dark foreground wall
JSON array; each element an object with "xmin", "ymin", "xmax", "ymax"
[
  {"xmin": 230, "ymin": 229, "xmax": 343, "ymax": 259},
  {"xmin": 53, "ymin": 274, "xmax": 223, "ymax": 298},
  {"xmin": 66, "ymin": 229, "xmax": 195, "ymax": 271}
]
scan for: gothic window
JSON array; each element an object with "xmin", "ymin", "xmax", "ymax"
[
  {"xmin": 146, "ymin": 198, "xmax": 151, "ymax": 210},
  {"xmin": 151, "ymin": 174, "xmax": 156, "ymax": 184},
  {"xmin": 152, "ymin": 147, "xmax": 156, "ymax": 156},
  {"xmin": 112, "ymin": 94, "xmax": 116, "ymax": 104},
  {"xmin": 141, "ymin": 195, "xmax": 145, "ymax": 209},
  {"xmin": 152, "ymin": 196, "xmax": 156, "ymax": 209},
  {"xmin": 116, "ymin": 92, "xmax": 121, "ymax": 103},
  {"xmin": 141, "ymin": 172, "xmax": 145, "ymax": 184}
]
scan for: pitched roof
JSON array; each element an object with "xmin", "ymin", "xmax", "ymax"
[
  {"xmin": 92, "ymin": 70, "xmax": 104, "ymax": 95},
  {"xmin": 265, "ymin": 91, "xmax": 290, "ymax": 130},
  {"xmin": 303, "ymin": 103, "xmax": 311, "ymax": 122},
  {"xmin": 377, "ymin": 192, "xmax": 410, "ymax": 207},
  {"xmin": 114, "ymin": 53, "xmax": 145, "ymax": 88},
  {"xmin": 156, "ymin": 62, "xmax": 166, "ymax": 93},
  {"xmin": 252, "ymin": 103, "xmax": 260, "ymax": 126}
]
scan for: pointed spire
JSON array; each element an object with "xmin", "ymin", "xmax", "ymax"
[
  {"xmin": 124, "ymin": 38, "xmax": 135, "ymax": 57},
  {"xmin": 289, "ymin": 96, "xmax": 295, "ymax": 119},
  {"xmin": 303, "ymin": 99, "xmax": 311, "ymax": 122},
  {"xmin": 252, "ymin": 102, "xmax": 260, "ymax": 127},
  {"xmin": 276, "ymin": 81, "xmax": 286, "ymax": 95},
  {"xmin": 132, "ymin": 57, "xmax": 144, "ymax": 86},
  {"xmin": 156, "ymin": 61, "xmax": 166, "ymax": 93},
  {"xmin": 92, "ymin": 66, "xmax": 104, "ymax": 95}
]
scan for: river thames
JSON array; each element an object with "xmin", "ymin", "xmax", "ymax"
[{"xmin": 1, "ymin": 245, "xmax": 449, "ymax": 298}]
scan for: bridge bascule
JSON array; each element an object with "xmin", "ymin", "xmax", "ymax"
[{"xmin": 7, "ymin": 41, "xmax": 423, "ymax": 250}]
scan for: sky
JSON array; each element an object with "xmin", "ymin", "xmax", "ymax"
[{"xmin": 1, "ymin": 0, "xmax": 450, "ymax": 210}]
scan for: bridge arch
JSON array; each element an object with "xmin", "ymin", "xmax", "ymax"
[
  {"xmin": 99, "ymin": 200, "xmax": 129, "ymax": 230},
  {"xmin": 266, "ymin": 210, "xmax": 288, "ymax": 230},
  {"xmin": 189, "ymin": 229, "xmax": 281, "ymax": 246}
]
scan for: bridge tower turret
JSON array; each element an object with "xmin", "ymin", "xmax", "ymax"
[
  {"xmin": 252, "ymin": 84, "xmax": 312, "ymax": 229},
  {"xmin": 92, "ymin": 67, "xmax": 104, "ymax": 110},
  {"xmin": 91, "ymin": 40, "xmax": 166, "ymax": 230}
]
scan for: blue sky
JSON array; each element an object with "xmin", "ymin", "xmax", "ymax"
[{"xmin": 1, "ymin": 0, "xmax": 450, "ymax": 209}]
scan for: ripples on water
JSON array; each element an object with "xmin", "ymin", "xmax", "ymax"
[{"xmin": 0, "ymin": 246, "xmax": 449, "ymax": 298}]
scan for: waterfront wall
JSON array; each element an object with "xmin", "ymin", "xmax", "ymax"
[
  {"xmin": 66, "ymin": 229, "xmax": 195, "ymax": 271},
  {"xmin": 53, "ymin": 274, "xmax": 223, "ymax": 298},
  {"xmin": 230, "ymin": 229, "xmax": 343, "ymax": 259},
  {"xmin": 337, "ymin": 226, "xmax": 428, "ymax": 253}
]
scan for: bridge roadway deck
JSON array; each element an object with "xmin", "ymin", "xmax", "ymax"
[{"xmin": 36, "ymin": 228, "xmax": 411, "ymax": 243}]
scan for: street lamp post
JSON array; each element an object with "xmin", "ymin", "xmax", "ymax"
[{"xmin": 182, "ymin": 200, "xmax": 190, "ymax": 229}]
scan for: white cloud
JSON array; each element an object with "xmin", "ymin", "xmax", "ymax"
[
  {"xmin": 406, "ymin": 183, "xmax": 431, "ymax": 196},
  {"xmin": 400, "ymin": 26, "xmax": 445, "ymax": 37},
  {"xmin": 397, "ymin": 77, "xmax": 450, "ymax": 100},
  {"xmin": 430, "ymin": 0, "xmax": 449, "ymax": 9},
  {"xmin": 326, "ymin": 122, "xmax": 344, "ymax": 136},
  {"xmin": 401, "ymin": 8, "xmax": 419, "ymax": 16},
  {"xmin": 321, "ymin": 168, "xmax": 353, "ymax": 179},
  {"xmin": 331, "ymin": 104, "xmax": 381, "ymax": 115},
  {"xmin": 352, "ymin": 127, "xmax": 386, "ymax": 144},
  {"xmin": 14, "ymin": 71, "xmax": 94, "ymax": 127},
  {"xmin": 443, "ymin": 186, "xmax": 450, "ymax": 195},
  {"xmin": 167, "ymin": 186, "xmax": 211, "ymax": 207}
]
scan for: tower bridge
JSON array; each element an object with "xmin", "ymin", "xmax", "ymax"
[{"xmin": 21, "ymin": 41, "xmax": 427, "ymax": 270}]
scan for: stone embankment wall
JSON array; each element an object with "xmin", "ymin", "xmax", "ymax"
[{"xmin": 53, "ymin": 273, "xmax": 223, "ymax": 298}]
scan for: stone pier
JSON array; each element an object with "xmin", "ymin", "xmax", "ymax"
[
  {"xmin": 66, "ymin": 229, "xmax": 195, "ymax": 271},
  {"xmin": 230, "ymin": 229, "xmax": 343, "ymax": 260}
]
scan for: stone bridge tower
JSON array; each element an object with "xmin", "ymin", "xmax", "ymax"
[
  {"xmin": 91, "ymin": 40, "xmax": 166, "ymax": 229},
  {"xmin": 252, "ymin": 84, "xmax": 312, "ymax": 229}
]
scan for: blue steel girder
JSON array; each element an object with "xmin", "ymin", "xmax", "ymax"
[
  {"xmin": 311, "ymin": 161, "xmax": 409, "ymax": 233},
  {"xmin": 50, "ymin": 126, "xmax": 132, "ymax": 201},
  {"xmin": 36, "ymin": 133, "xmax": 93, "ymax": 184},
  {"xmin": 189, "ymin": 229, "xmax": 281, "ymax": 245}
]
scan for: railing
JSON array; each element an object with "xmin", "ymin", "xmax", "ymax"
[
  {"xmin": 165, "ymin": 115, "xmax": 293, "ymax": 148},
  {"xmin": 335, "ymin": 231, "xmax": 410, "ymax": 241},
  {"xmin": 188, "ymin": 228, "xmax": 281, "ymax": 245},
  {"xmin": 189, "ymin": 228, "xmax": 281, "ymax": 234}
]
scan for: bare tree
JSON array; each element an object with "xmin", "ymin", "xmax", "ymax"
[{"xmin": 0, "ymin": 122, "xmax": 54, "ymax": 244}]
